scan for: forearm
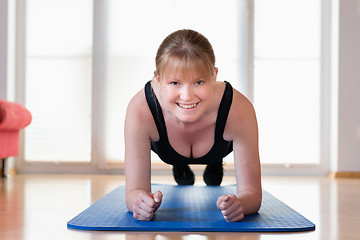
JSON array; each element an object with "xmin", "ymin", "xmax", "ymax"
[{"xmin": 237, "ymin": 190, "xmax": 262, "ymax": 215}]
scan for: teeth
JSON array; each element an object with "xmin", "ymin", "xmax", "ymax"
[{"xmin": 178, "ymin": 103, "xmax": 197, "ymax": 109}]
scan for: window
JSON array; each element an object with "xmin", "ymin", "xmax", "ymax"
[
  {"xmin": 104, "ymin": 0, "xmax": 244, "ymax": 163},
  {"xmin": 253, "ymin": 0, "xmax": 321, "ymax": 165},
  {"xmin": 16, "ymin": 0, "xmax": 327, "ymax": 173},
  {"xmin": 23, "ymin": 0, "xmax": 92, "ymax": 162}
]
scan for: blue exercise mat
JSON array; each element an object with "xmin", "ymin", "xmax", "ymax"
[{"xmin": 67, "ymin": 184, "xmax": 315, "ymax": 232}]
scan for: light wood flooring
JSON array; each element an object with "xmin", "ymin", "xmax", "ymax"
[{"xmin": 1, "ymin": 174, "xmax": 359, "ymax": 240}]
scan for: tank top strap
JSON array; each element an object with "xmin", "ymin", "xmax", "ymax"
[
  {"xmin": 144, "ymin": 80, "xmax": 168, "ymax": 139},
  {"xmin": 215, "ymin": 81, "xmax": 233, "ymax": 140}
]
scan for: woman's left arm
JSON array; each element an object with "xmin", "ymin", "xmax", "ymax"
[{"xmin": 217, "ymin": 89, "xmax": 262, "ymax": 222}]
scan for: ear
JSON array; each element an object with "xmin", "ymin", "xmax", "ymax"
[
  {"xmin": 153, "ymin": 71, "xmax": 160, "ymax": 82},
  {"xmin": 211, "ymin": 67, "xmax": 218, "ymax": 82}
]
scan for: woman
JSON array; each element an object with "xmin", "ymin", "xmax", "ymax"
[{"xmin": 124, "ymin": 29, "xmax": 262, "ymax": 222}]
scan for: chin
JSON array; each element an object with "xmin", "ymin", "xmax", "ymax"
[
  {"xmin": 178, "ymin": 118, "xmax": 197, "ymax": 124},
  {"xmin": 174, "ymin": 113, "xmax": 201, "ymax": 124},
  {"xmin": 175, "ymin": 105, "xmax": 206, "ymax": 123}
]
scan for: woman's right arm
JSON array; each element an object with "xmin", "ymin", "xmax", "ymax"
[{"xmin": 124, "ymin": 89, "xmax": 162, "ymax": 221}]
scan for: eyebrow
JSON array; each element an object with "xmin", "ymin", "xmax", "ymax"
[{"xmin": 168, "ymin": 76, "xmax": 205, "ymax": 81}]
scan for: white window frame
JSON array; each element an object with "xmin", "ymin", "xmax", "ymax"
[{"xmin": 11, "ymin": 0, "xmax": 332, "ymax": 176}]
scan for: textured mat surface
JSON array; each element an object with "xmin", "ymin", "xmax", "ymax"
[{"xmin": 67, "ymin": 185, "xmax": 315, "ymax": 232}]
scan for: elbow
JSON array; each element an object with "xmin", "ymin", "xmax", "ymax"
[
  {"xmin": 253, "ymin": 192, "xmax": 262, "ymax": 214},
  {"xmin": 242, "ymin": 191, "xmax": 262, "ymax": 215},
  {"xmin": 254, "ymin": 198, "xmax": 262, "ymax": 214}
]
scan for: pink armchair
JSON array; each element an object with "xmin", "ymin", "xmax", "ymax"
[{"xmin": 0, "ymin": 100, "xmax": 32, "ymax": 177}]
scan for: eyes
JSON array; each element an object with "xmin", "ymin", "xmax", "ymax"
[
  {"xmin": 170, "ymin": 80, "xmax": 204, "ymax": 86},
  {"xmin": 195, "ymin": 81, "xmax": 204, "ymax": 86},
  {"xmin": 170, "ymin": 82, "xmax": 180, "ymax": 86}
]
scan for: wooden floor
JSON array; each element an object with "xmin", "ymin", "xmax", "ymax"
[{"xmin": 1, "ymin": 174, "xmax": 359, "ymax": 240}]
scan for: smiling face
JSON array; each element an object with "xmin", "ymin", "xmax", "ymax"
[{"xmin": 156, "ymin": 58, "xmax": 218, "ymax": 124}]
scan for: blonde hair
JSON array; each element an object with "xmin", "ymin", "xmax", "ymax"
[{"xmin": 154, "ymin": 29, "xmax": 216, "ymax": 80}]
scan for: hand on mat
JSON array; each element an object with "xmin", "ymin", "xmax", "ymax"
[
  {"xmin": 217, "ymin": 194, "xmax": 244, "ymax": 222},
  {"xmin": 132, "ymin": 191, "xmax": 163, "ymax": 221}
]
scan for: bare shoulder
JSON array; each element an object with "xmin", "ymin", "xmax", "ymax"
[
  {"xmin": 224, "ymin": 87, "xmax": 258, "ymax": 141},
  {"xmin": 126, "ymin": 89, "xmax": 147, "ymax": 121},
  {"xmin": 125, "ymin": 88, "xmax": 158, "ymax": 141}
]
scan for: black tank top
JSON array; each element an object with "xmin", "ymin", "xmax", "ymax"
[{"xmin": 144, "ymin": 80, "xmax": 233, "ymax": 166}]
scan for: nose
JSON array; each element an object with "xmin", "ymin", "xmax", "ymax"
[{"xmin": 180, "ymin": 85, "xmax": 194, "ymax": 101}]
